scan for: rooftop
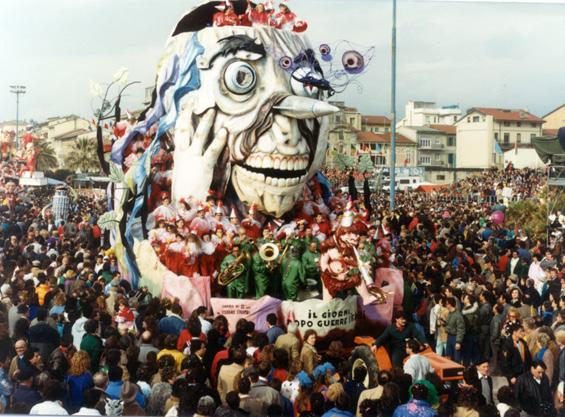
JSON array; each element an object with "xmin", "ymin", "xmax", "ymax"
[
  {"xmin": 53, "ymin": 128, "xmax": 90, "ymax": 141},
  {"xmin": 542, "ymin": 104, "xmax": 565, "ymax": 119},
  {"xmin": 468, "ymin": 107, "xmax": 544, "ymax": 123},
  {"xmin": 362, "ymin": 115, "xmax": 391, "ymax": 125},
  {"xmin": 357, "ymin": 131, "xmax": 415, "ymax": 145},
  {"xmin": 429, "ymin": 124, "xmax": 457, "ymax": 135}
]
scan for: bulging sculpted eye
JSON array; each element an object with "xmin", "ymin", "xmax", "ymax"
[
  {"xmin": 224, "ymin": 61, "xmax": 257, "ymax": 95},
  {"xmin": 279, "ymin": 56, "xmax": 293, "ymax": 70},
  {"xmin": 342, "ymin": 50, "xmax": 365, "ymax": 74}
]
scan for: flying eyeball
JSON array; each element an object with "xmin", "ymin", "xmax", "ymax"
[
  {"xmin": 279, "ymin": 56, "xmax": 294, "ymax": 70},
  {"xmin": 342, "ymin": 50, "xmax": 365, "ymax": 74},
  {"xmin": 319, "ymin": 44, "xmax": 332, "ymax": 62},
  {"xmin": 269, "ymin": 40, "xmax": 374, "ymax": 95}
]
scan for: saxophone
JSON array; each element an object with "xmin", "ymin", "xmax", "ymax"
[{"xmin": 218, "ymin": 251, "xmax": 249, "ymax": 286}]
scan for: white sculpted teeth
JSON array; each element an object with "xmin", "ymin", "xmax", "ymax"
[{"xmin": 245, "ymin": 154, "xmax": 309, "ymax": 171}]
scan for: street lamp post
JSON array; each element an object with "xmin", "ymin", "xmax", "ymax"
[
  {"xmin": 389, "ymin": 0, "xmax": 397, "ymax": 211},
  {"xmin": 9, "ymin": 85, "xmax": 26, "ymax": 151}
]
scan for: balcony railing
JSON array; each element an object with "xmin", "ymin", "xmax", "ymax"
[
  {"xmin": 418, "ymin": 159, "xmax": 446, "ymax": 167},
  {"xmin": 419, "ymin": 143, "xmax": 444, "ymax": 150}
]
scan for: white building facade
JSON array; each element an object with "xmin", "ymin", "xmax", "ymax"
[
  {"xmin": 398, "ymin": 101, "xmax": 461, "ymax": 128},
  {"xmin": 455, "ymin": 107, "xmax": 544, "ymax": 169}
]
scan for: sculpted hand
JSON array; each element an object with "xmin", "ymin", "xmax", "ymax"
[{"xmin": 172, "ymin": 108, "xmax": 228, "ymax": 204}]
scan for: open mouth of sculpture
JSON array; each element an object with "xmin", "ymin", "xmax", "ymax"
[{"xmin": 237, "ymin": 153, "xmax": 309, "ymax": 186}]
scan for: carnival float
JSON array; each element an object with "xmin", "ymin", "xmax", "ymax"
[{"xmin": 99, "ymin": 0, "xmax": 405, "ymax": 349}]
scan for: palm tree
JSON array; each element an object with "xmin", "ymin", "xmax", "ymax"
[
  {"xmin": 64, "ymin": 138, "xmax": 101, "ymax": 173},
  {"xmin": 35, "ymin": 140, "xmax": 59, "ymax": 172}
]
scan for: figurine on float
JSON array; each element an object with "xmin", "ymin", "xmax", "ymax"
[
  {"xmin": 320, "ymin": 209, "xmax": 387, "ymax": 304},
  {"xmin": 21, "ymin": 142, "xmax": 39, "ymax": 176},
  {"xmin": 0, "ymin": 129, "xmax": 15, "ymax": 161}
]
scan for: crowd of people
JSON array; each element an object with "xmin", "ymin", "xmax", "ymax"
[
  {"xmin": 212, "ymin": 1, "xmax": 308, "ymax": 32},
  {"xmin": 0, "ymin": 163, "xmax": 563, "ymax": 417}
]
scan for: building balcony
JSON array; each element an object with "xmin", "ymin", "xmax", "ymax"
[
  {"xmin": 419, "ymin": 159, "xmax": 446, "ymax": 167},
  {"xmin": 418, "ymin": 143, "xmax": 444, "ymax": 150}
]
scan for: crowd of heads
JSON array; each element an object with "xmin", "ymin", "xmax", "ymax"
[{"xmin": 0, "ymin": 164, "xmax": 562, "ymax": 417}]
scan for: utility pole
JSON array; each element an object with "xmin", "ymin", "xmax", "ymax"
[
  {"xmin": 9, "ymin": 85, "xmax": 26, "ymax": 151},
  {"xmin": 389, "ymin": 0, "xmax": 397, "ymax": 211}
]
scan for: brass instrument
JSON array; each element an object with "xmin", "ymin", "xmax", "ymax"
[
  {"xmin": 259, "ymin": 242, "xmax": 279, "ymax": 261},
  {"xmin": 258, "ymin": 241, "xmax": 289, "ymax": 271},
  {"xmin": 259, "ymin": 242, "xmax": 279, "ymax": 268},
  {"xmin": 218, "ymin": 251, "xmax": 249, "ymax": 286}
]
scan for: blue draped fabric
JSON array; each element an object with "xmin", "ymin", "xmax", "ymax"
[
  {"xmin": 119, "ymin": 33, "xmax": 205, "ymax": 288},
  {"xmin": 315, "ymin": 171, "xmax": 332, "ymax": 204}
]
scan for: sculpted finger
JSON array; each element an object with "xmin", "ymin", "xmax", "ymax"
[
  {"xmin": 193, "ymin": 108, "xmax": 216, "ymax": 153},
  {"xmin": 205, "ymin": 128, "xmax": 228, "ymax": 165}
]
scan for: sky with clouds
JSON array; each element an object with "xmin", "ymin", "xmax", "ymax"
[{"xmin": 1, "ymin": 0, "xmax": 565, "ymax": 123}]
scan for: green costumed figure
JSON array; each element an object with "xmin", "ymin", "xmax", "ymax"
[
  {"xmin": 220, "ymin": 245, "xmax": 248, "ymax": 299},
  {"xmin": 302, "ymin": 230, "xmax": 320, "ymax": 252},
  {"xmin": 302, "ymin": 241, "xmax": 321, "ymax": 293},
  {"xmin": 251, "ymin": 247, "xmax": 270, "ymax": 298},
  {"xmin": 282, "ymin": 245, "xmax": 305, "ymax": 301},
  {"xmin": 282, "ymin": 234, "xmax": 305, "ymax": 257}
]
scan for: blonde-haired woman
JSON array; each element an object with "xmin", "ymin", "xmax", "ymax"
[
  {"xmin": 65, "ymin": 350, "xmax": 94, "ymax": 413},
  {"xmin": 49, "ymin": 291, "xmax": 66, "ymax": 316}
]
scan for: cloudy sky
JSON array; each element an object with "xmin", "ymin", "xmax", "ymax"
[{"xmin": 1, "ymin": 0, "xmax": 565, "ymax": 123}]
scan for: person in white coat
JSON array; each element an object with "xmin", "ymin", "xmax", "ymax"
[
  {"xmin": 30, "ymin": 381, "xmax": 69, "ymax": 415},
  {"xmin": 403, "ymin": 338, "xmax": 433, "ymax": 383}
]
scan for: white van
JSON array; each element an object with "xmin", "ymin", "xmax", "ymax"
[{"xmin": 382, "ymin": 175, "xmax": 426, "ymax": 192}]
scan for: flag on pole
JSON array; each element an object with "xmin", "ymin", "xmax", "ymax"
[{"xmin": 494, "ymin": 141, "xmax": 503, "ymax": 155}]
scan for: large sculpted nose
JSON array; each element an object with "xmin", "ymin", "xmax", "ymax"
[
  {"xmin": 274, "ymin": 96, "xmax": 339, "ymax": 119},
  {"xmin": 272, "ymin": 115, "xmax": 301, "ymax": 150}
]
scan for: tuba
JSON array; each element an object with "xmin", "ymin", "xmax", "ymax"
[
  {"xmin": 217, "ymin": 251, "xmax": 249, "ymax": 286},
  {"xmin": 259, "ymin": 242, "xmax": 280, "ymax": 271}
]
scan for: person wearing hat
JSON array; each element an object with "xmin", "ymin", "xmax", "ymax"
[
  {"xmin": 241, "ymin": 204, "xmax": 261, "ymax": 240},
  {"xmin": 465, "ymin": 357, "xmax": 494, "ymax": 405},
  {"xmin": 121, "ymin": 381, "xmax": 145, "ymax": 416}
]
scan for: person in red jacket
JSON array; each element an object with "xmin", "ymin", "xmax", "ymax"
[
  {"xmin": 116, "ymin": 299, "xmax": 135, "ymax": 334},
  {"xmin": 246, "ymin": 1, "xmax": 272, "ymax": 27}
]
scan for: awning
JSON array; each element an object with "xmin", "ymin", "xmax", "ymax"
[
  {"xmin": 46, "ymin": 178, "xmax": 66, "ymax": 186},
  {"xmin": 532, "ymin": 135, "xmax": 565, "ymax": 164}
]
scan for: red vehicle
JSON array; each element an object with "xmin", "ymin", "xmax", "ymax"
[{"xmin": 349, "ymin": 336, "xmax": 464, "ymax": 387}]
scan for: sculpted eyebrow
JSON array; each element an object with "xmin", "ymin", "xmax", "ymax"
[{"xmin": 209, "ymin": 35, "xmax": 267, "ymax": 65}]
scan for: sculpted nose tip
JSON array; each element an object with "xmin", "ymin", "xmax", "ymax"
[{"xmin": 274, "ymin": 96, "xmax": 339, "ymax": 120}]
